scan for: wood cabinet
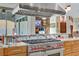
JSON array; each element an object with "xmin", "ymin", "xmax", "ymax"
[
  {"xmin": 4, "ymin": 46, "xmax": 28, "ymax": 56},
  {"xmin": 64, "ymin": 40, "xmax": 79, "ymax": 56},
  {"xmin": 11, "ymin": 53, "xmax": 27, "ymax": 56},
  {"xmin": 64, "ymin": 41, "xmax": 72, "ymax": 56},
  {"xmin": 57, "ymin": 17, "xmax": 67, "ymax": 33},
  {"xmin": 60, "ymin": 22, "xmax": 66, "ymax": 33},
  {"xmin": 0, "ymin": 48, "xmax": 4, "ymax": 56}
]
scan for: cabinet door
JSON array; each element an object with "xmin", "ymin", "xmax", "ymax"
[
  {"xmin": 0, "ymin": 48, "xmax": 4, "ymax": 56},
  {"xmin": 60, "ymin": 22, "xmax": 66, "ymax": 33},
  {"xmin": 57, "ymin": 16, "xmax": 67, "ymax": 33},
  {"xmin": 4, "ymin": 46, "xmax": 27, "ymax": 56},
  {"xmin": 64, "ymin": 41, "xmax": 72, "ymax": 55}
]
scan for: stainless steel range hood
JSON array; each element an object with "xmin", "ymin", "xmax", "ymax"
[{"xmin": 12, "ymin": 3, "xmax": 66, "ymax": 17}]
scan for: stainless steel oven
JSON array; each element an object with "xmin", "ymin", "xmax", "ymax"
[
  {"xmin": 46, "ymin": 48, "xmax": 64, "ymax": 56},
  {"xmin": 25, "ymin": 38, "xmax": 64, "ymax": 56},
  {"xmin": 29, "ymin": 48, "xmax": 64, "ymax": 56}
]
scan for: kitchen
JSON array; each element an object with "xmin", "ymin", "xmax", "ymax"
[{"xmin": 0, "ymin": 3, "xmax": 79, "ymax": 56}]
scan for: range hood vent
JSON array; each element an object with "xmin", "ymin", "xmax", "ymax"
[{"xmin": 12, "ymin": 3, "xmax": 66, "ymax": 17}]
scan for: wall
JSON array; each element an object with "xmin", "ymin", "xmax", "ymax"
[
  {"xmin": 7, "ymin": 20, "xmax": 15, "ymax": 35},
  {"xmin": 0, "ymin": 20, "xmax": 6, "ymax": 35}
]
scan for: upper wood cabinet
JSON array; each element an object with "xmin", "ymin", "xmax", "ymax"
[
  {"xmin": 57, "ymin": 16, "xmax": 67, "ymax": 33},
  {"xmin": 60, "ymin": 22, "xmax": 66, "ymax": 33}
]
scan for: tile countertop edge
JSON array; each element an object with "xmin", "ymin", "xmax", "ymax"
[
  {"xmin": 1, "ymin": 38, "xmax": 79, "ymax": 48},
  {"xmin": 61, "ymin": 38, "xmax": 79, "ymax": 41},
  {"xmin": 0, "ymin": 42, "xmax": 28, "ymax": 48}
]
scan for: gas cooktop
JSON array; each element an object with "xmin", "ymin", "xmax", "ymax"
[{"xmin": 22, "ymin": 39, "xmax": 61, "ymax": 44}]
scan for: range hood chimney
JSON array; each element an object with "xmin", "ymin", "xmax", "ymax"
[{"xmin": 12, "ymin": 3, "xmax": 66, "ymax": 17}]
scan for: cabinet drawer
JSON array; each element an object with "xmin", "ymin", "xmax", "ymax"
[
  {"xmin": 64, "ymin": 53, "xmax": 72, "ymax": 56},
  {"xmin": 64, "ymin": 45, "xmax": 72, "ymax": 51},
  {"xmin": 72, "ymin": 40, "xmax": 79, "ymax": 45},
  {"xmin": 11, "ymin": 53, "xmax": 27, "ymax": 56},
  {"xmin": 72, "ymin": 45, "xmax": 79, "ymax": 48},
  {"xmin": 72, "ymin": 48, "xmax": 79, "ymax": 53},
  {"xmin": 71, "ymin": 52, "xmax": 79, "ymax": 56},
  {"xmin": 64, "ymin": 47, "xmax": 71, "ymax": 50},
  {"xmin": 4, "ymin": 46, "xmax": 28, "ymax": 56},
  {"xmin": 64, "ymin": 50, "xmax": 72, "ymax": 55},
  {"xmin": 64, "ymin": 41, "xmax": 72, "ymax": 47},
  {"xmin": 64, "ymin": 48, "xmax": 71, "ymax": 52},
  {"xmin": 0, "ymin": 48, "xmax": 4, "ymax": 56}
]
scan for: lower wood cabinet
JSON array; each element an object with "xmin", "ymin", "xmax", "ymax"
[
  {"xmin": 0, "ymin": 48, "xmax": 4, "ymax": 56},
  {"xmin": 64, "ymin": 41, "xmax": 72, "ymax": 56},
  {"xmin": 0, "ymin": 46, "xmax": 28, "ymax": 56},
  {"xmin": 11, "ymin": 53, "xmax": 27, "ymax": 56},
  {"xmin": 64, "ymin": 40, "xmax": 79, "ymax": 56},
  {"xmin": 4, "ymin": 46, "xmax": 28, "ymax": 56},
  {"xmin": 64, "ymin": 53, "xmax": 72, "ymax": 56}
]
